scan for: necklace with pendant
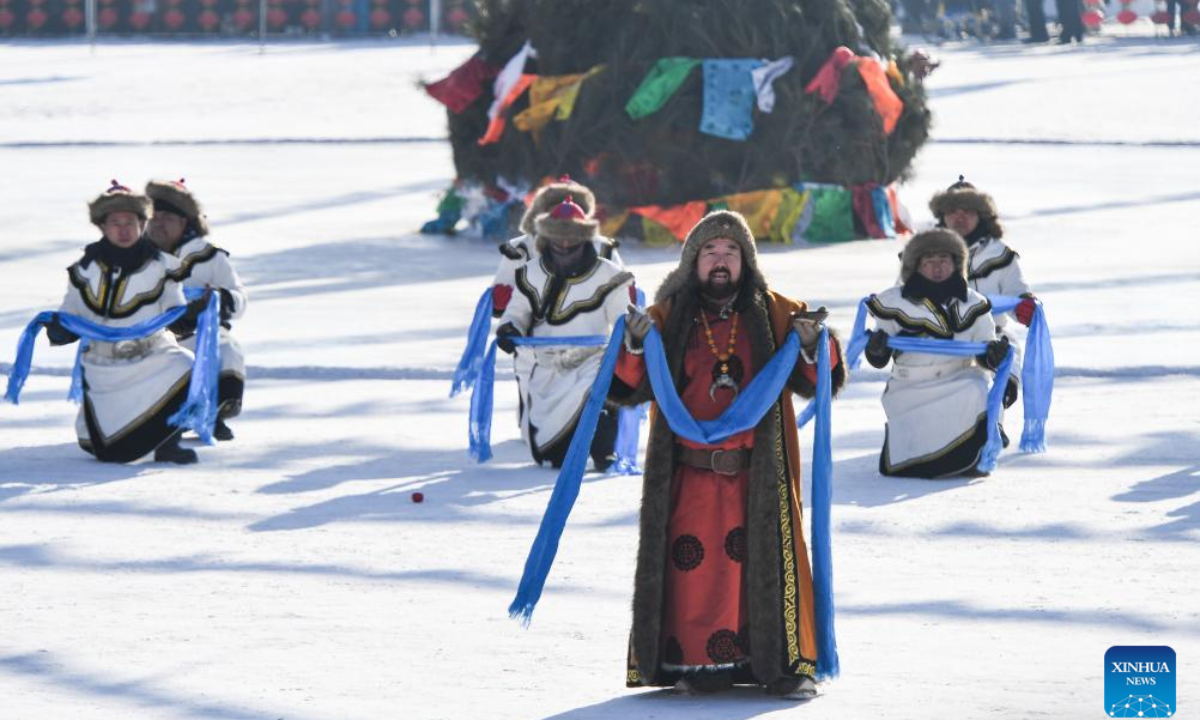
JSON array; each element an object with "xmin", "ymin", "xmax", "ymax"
[{"xmin": 701, "ymin": 310, "xmax": 743, "ymax": 401}]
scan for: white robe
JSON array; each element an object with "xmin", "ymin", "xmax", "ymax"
[
  {"xmin": 498, "ymin": 255, "xmax": 633, "ymax": 456},
  {"xmin": 969, "ymin": 236, "xmax": 1031, "ymax": 382},
  {"xmin": 492, "ymin": 234, "xmax": 623, "ymax": 442},
  {"xmin": 172, "ymin": 236, "xmax": 247, "ymax": 408},
  {"xmin": 868, "ymin": 286, "xmax": 998, "ymax": 477},
  {"xmin": 59, "ymin": 249, "xmax": 193, "ymax": 461}
]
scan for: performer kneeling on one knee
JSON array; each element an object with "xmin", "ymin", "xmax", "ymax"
[
  {"xmin": 932, "ymin": 175, "xmax": 1038, "ymax": 411},
  {"xmin": 494, "ymin": 195, "xmax": 635, "ymax": 471},
  {"xmin": 45, "ymin": 181, "xmax": 209, "ymax": 464},
  {"xmin": 146, "ymin": 179, "xmax": 247, "ymax": 442},
  {"xmin": 865, "ymin": 229, "xmax": 1013, "ymax": 479},
  {"xmin": 491, "ymin": 175, "xmax": 622, "ymax": 444},
  {"xmin": 610, "ymin": 211, "xmax": 845, "ymax": 699}
]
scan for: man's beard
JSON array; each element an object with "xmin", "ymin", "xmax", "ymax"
[{"xmin": 700, "ymin": 270, "xmax": 740, "ymax": 300}]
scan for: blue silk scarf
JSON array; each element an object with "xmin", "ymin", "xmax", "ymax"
[
  {"xmin": 509, "ymin": 321, "xmax": 841, "ymax": 678},
  {"xmin": 844, "ymin": 294, "xmax": 1053, "ymax": 453},
  {"xmin": 6, "ymin": 288, "xmax": 222, "ymax": 443}
]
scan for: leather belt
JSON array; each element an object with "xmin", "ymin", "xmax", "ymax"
[{"xmin": 676, "ymin": 446, "xmax": 752, "ymax": 476}]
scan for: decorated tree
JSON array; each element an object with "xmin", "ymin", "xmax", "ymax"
[{"xmin": 424, "ymin": 0, "xmax": 933, "ymax": 243}]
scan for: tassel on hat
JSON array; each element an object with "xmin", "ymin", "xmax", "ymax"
[
  {"xmin": 534, "ymin": 194, "xmax": 599, "ymax": 250},
  {"xmin": 521, "ymin": 174, "xmax": 597, "ymax": 235}
]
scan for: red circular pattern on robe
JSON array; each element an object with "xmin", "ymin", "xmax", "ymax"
[
  {"xmin": 671, "ymin": 534, "xmax": 705, "ymax": 571},
  {"xmin": 724, "ymin": 526, "xmax": 746, "ymax": 563},
  {"xmin": 705, "ymin": 629, "xmax": 741, "ymax": 663}
]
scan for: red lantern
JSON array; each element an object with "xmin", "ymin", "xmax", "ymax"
[
  {"xmin": 26, "ymin": 7, "xmax": 47, "ymax": 27},
  {"xmin": 1185, "ymin": 10, "xmax": 1200, "ymax": 24},
  {"xmin": 62, "ymin": 6, "xmax": 84, "ymax": 26},
  {"xmin": 334, "ymin": 9, "xmax": 354, "ymax": 27},
  {"xmin": 403, "ymin": 6, "xmax": 423, "ymax": 27},
  {"xmin": 266, "ymin": 7, "xmax": 287, "ymax": 27},
  {"xmin": 198, "ymin": 9, "xmax": 219, "ymax": 29},
  {"xmin": 164, "ymin": 8, "xmax": 186, "ymax": 28},
  {"xmin": 97, "ymin": 6, "xmax": 117, "ymax": 26},
  {"xmin": 233, "ymin": 8, "xmax": 253, "ymax": 27},
  {"xmin": 0, "ymin": 8, "xmax": 15, "ymax": 28},
  {"xmin": 1117, "ymin": 8, "xmax": 1137, "ymax": 22},
  {"xmin": 300, "ymin": 7, "xmax": 319, "ymax": 28},
  {"xmin": 128, "ymin": 10, "xmax": 151, "ymax": 28},
  {"xmin": 1081, "ymin": 9, "xmax": 1104, "ymax": 26},
  {"xmin": 1150, "ymin": 10, "xmax": 1170, "ymax": 22},
  {"xmin": 446, "ymin": 7, "xmax": 468, "ymax": 28},
  {"xmin": 369, "ymin": 8, "xmax": 390, "ymax": 27}
]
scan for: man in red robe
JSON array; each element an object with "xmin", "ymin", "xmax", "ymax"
[{"xmin": 610, "ymin": 210, "xmax": 845, "ymax": 699}]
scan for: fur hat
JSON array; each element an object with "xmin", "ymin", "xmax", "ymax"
[
  {"xmin": 521, "ymin": 175, "xmax": 597, "ymax": 235},
  {"xmin": 145, "ymin": 178, "xmax": 210, "ymax": 237},
  {"xmin": 534, "ymin": 196, "xmax": 599, "ymax": 250},
  {"xmin": 900, "ymin": 228, "xmax": 969, "ymax": 281},
  {"xmin": 929, "ymin": 175, "xmax": 1004, "ymax": 239},
  {"xmin": 654, "ymin": 210, "xmax": 768, "ymax": 303},
  {"xmin": 88, "ymin": 180, "xmax": 152, "ymax": 227}
]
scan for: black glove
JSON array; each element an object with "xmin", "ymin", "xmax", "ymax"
[
  {"xmin": 495, "ymin": 322, "xmax": 522, "ymax": 355},
  {"xmin": 44, "ymin": 313, "xmax": 80, "ymax": 346},
  {"xmin": 186, "ymin": 288, "xmax": 213, "ymax": 320},
  {"xmin": 979, "ymin": 335, "xmax": 1011, "ymax": 371},
  {"xmin": 170, "ymin": 288, "xmax": 213, "ymax": 336},
  {"xmin": 864, "ymin": 329, "xmax": 892, "ymax": 369},
  {"xmin": 1003, "ymin": 377, "xmax": 1018, "ymax": 409}
]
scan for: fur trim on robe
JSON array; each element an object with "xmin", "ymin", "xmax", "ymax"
[{"xmin": 616, "ymin": 286, "xmax": 845, "ymax": 688}]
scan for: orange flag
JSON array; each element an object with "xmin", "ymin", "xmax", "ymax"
[
  {"xmin": 629, "ymin": 201, "xmax": 709, "ymax": 242},
  {"xmin": 479, "ymin": 74, "xmax": 536, "ymax": 146},
  {"xmin": 856, "ymin": 61, "xmax": 903, "ymax": 135}
]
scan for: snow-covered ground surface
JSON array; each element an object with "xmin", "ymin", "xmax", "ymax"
[{"xmin": 2, "ymin": 33, "xmax": 1199, "ymax": 720}]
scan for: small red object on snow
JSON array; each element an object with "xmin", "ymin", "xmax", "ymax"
[{"xmin": 412, "ymin": 492, "xmax": 424, "ymax": 503}]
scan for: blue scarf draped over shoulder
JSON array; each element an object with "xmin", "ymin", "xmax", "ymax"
[{"xmin": 508, "ymin": 320, "xmax": 841, "ymax": 678}]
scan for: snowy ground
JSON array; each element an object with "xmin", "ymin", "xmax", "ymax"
[{"xmin": 2, "ymin": 33, "xmax": 1199, "ymax": 720}]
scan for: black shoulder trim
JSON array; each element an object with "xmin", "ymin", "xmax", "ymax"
[
  {"xmin": 499, "ymin": 242, "xmax": 529, "ymax": 261},
  {"xmin": 866, "ymin": 294, "xmax": 953, "ymax": 339},
  {"xmin": 171, "ymin": 244, "xmax": 221, "ymax": 282},
  {"xmin": 969, "ymin": 247, "xmax": 1018, "ymax": 280}
]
